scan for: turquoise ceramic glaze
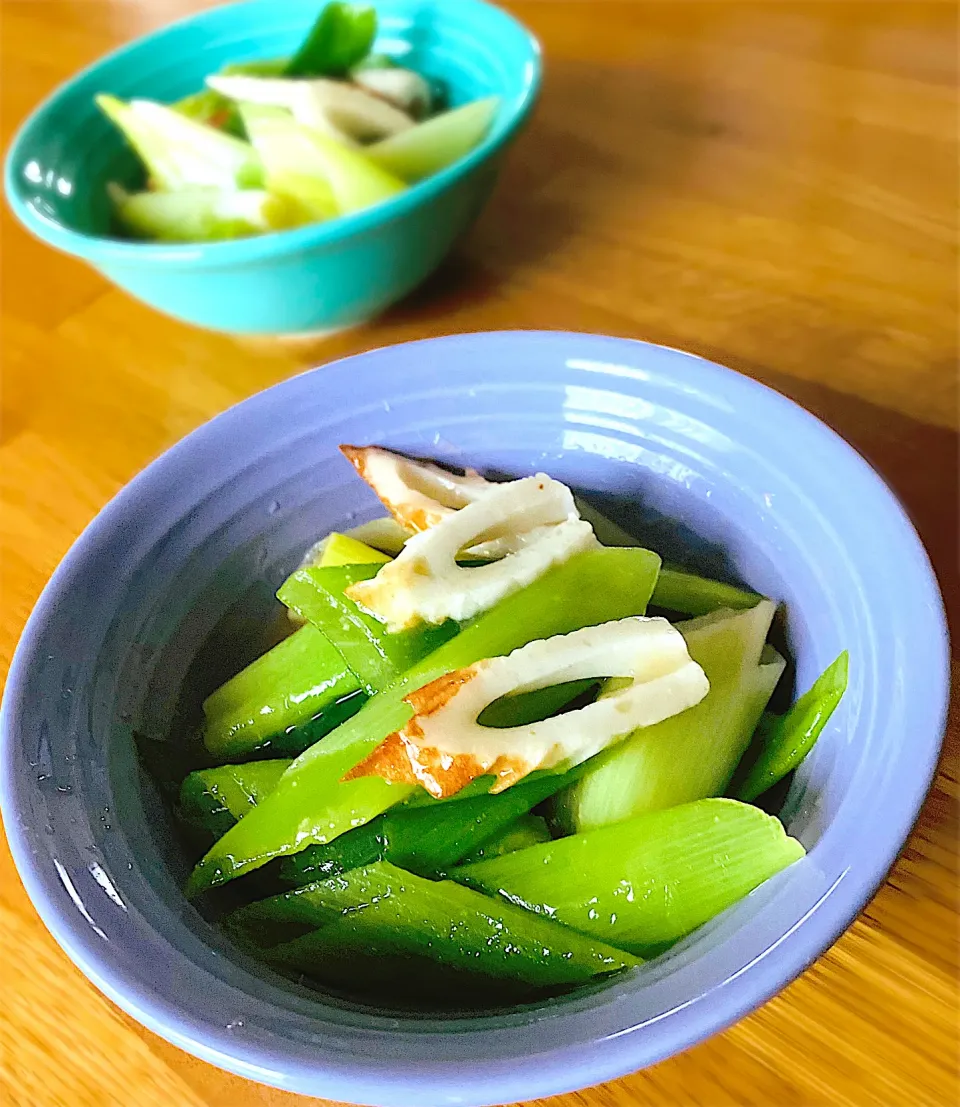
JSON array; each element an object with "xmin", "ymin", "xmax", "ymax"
[{"xmin": 3, "ymin": 0, "xmax": 540, "ymax": 334}]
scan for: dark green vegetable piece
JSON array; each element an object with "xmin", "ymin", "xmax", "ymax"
[
  {"xmin": 651, "ymin": 565, "xmax": 761, "ymax": 617},
  {"xmin": 285, "ymin": 3, "xmax": 378, "ymax": 78},
  {"xmin": 281, "ymin": 762, "xmax": 585, "ymax": 884},
  {"xmin": 231, "ymin": 861, "xmax": 640, "ymax": 987},
  {"xmin": 277, "ymin": 564, "xmax": 456, "ymax": 693},
  {"xmin": 264, "ymin": 918, "xmax": 561, "ymax": 1008},
  {"xmin": 267, "ymin": 688, "xmax": 368, "ymax": 758},
  {"xmin": 179, "ymin": 759, "xmax": 292, "ymax": 838},
  {"xmin": 202, "ymin": 623, "xmax": 361, "ymax": 759},
  {"xmin": 734, "ymin": 651, "xmax": 849, "ymax": 803},
  {"xmin": 459, "ymin": 814, "xmax": 552, "ymax": 863}
]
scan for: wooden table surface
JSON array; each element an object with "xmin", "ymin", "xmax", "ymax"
[{"xmin": 1, "ymin": 2, "xmax": 957, "ymax": 1105}]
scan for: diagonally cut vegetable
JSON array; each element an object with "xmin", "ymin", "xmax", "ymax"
[
  {"xmin": 345, "ymin": 617, "xmax": 708, "ymax": 798},
  {"xmin": 257, "ymin": 918, "xmax": 549, "ymax": 1006},
  {"xmin": 346, "ymin": 475, "xmax": 597, "ymax": 631},
  {"xmin": 230, "ymin": 862, "xmax": 640, "ymax": 986},
  {"xmin": 193, "ymin": 685, "xmax": 591, "ymax": 862},
  {"xmin": 280, "ymin": 127, "xmax": 405, "ymax": 213},
  {"xmin": 343, "ymin": 515, "xmax": 410, "ymax": 555},
  {"xmin": 180, "ymin": 760, "xmax": 292, "ymax": 838},
  {"xmin": 310, "ymin": 531, "xmax": 392, "ymax": 569},
  {"xmin": 453, "ymin": 798, "xmax": 805, "ymax": 955},
  {"xmin": 278, "ymin": 563, "xmax": 457, "ymax": 693},
  {"xmin": 651, "ymin": 566, "xmax": 762, "ymax": 617},
  {"xmin": 186, "ymin": 546, "xmax": 661, "ymax": 895},
  {"xmin": 109, "ymin": 185, "xmax": 308, "ymax": 243},
  {"xmin": 531, "ymin": 495, "xmax": 764, "ymax": 617},
  {"xmin": 284, "ymin": 2, "xmax": 377, "ymax": 78},
  {"xmin": 174, "ymin": 88, "xmax": 243, "ymax": 137},
  {"xmin": 554, "ymin": 602, "xmax": 782, "ymax": 832},
  {"xmin": 459, "ymin": 814, "xmax": 551, "ymax": 863},
  {"xmin": 96, "ymin": 95, "xmax": 263, "ymax": 191},
  {"xmin": 734, "ymin": 651, "xmax": 849, "ymax": 802},
  {"xmin": 237, "ymin": 104, "xmax": 339, "ymax": 218},
  {"xmin": 202, "ymin": 623, "xmax": 360, "ymax": 759},
  {"xmin": 365, "ymin": 97, "xmax": 500, "ymax": 182},
  {"xmin": 282, "ymin": 760, "xmax": 587, "ymax": 884},
  {"xmin": 210, "ymin": 75, "xmax": 413, "ymax": 143},
  {"xmin": 238, "ymin": 103, "xmax": 405, "ymax": 215},
  {"xmin": 288, "ymin": 531, "xmax": 392, "ymax": 625}
]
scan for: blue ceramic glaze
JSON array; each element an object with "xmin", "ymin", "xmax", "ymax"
[
  {"xmin": 3, "ymin": 0, "xmax": 540, "ymax": 334},
  {"xmin": 0, "ymin": 333, "xmax": 948, "ymax": 1105}
]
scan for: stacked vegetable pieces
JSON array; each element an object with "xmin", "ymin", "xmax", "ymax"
[
  {"xmin": 178, "ymin": 449, "xmax": 847, "ymax": 1007},
  {"xmin": 97, "ymin": 2, "xmax": 500, "ymax": 243}
]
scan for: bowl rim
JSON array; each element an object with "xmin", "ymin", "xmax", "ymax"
[
  {"xmin": 0, "ymin": 331, "xmax": 950, "ymax": 1105},
  {"xmin": 3, "ymin": 0, "xmax": 541, "ymax": 267}
]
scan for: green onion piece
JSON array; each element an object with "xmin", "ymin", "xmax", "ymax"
[
  {"xmin": 277, "ymin": 563, "xmax": 456, "ymax": 694},
  {"xmin": 232, "ymin": 861, "xmax": 640, "ymax": 986},
  {"xmin": 179, "ymin": 759, "xmax": 292, "ymax": 838},
  {"xmin": 281, "ymin": 761, "xmax": 585, "ymax": 884},
  {"xmin": 202, "ymin": 624, "xmax": 361, "ymax": 760},
  {"xmin": 651, "ymin": 565, "xmax": 761, "ymax": 617},
  {"xmin": 459, "ymin": 814, "xmax": 551, "ymax": 864},
  {"xmin": 95, "ymin": 94, "xmax": 263, "ymax": 191},
  {"xmin": 285, "ymin": 3, "xmax": 377, "ymax": 78},
  {"xmin": 453, "ymin": 797, "xmax": 805, "ymax": 955},
  {"xmin": 735, "ymin": 651, "xmax": 849, "ymax": 803},
  {"xmin": 109, "ymin": 185, "xmax": 307, "ymax": 243},
  {"xmin": 239, "ymin": 102, "xmax": 405, "ymax": 215},
  {"xmin": 365, "ymin": 97, "xmax": 499, "ymax": 183}
]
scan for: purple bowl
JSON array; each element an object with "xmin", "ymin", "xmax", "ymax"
[{"xmin": 0, "ymin": 332, "xmax": 948, "ymax": 1105}]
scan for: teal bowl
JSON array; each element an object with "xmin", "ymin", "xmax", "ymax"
[{"xmin": 4, "ymin": 0, "xmax": 540, "ymax": 334}]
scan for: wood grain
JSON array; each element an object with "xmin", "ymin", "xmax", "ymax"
[{"xmin": 1, "ymin": 2, "xmax": 957, "ymax": 1105}]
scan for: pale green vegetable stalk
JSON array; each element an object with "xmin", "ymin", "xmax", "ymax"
[
  {"xmin": 109, "ymin": 184, "xmax": 307, "ymax": 242},
  {"xmin": 237, "ymin": 104, "xmax": 339, "ymax": 218},
  {"xmin": 96, "ymin": 95, "xmax": 263, "ymax": 191},
  {"xmin": 365, "ymin": 97, "xmax": 499, "ymax": 182},
  {"xmin": 554, "ymin": 601, "xmax": 783, "ymax": 832},
  {"xmin": 239, "ymin": 103, "xmax": 405, "ymax": 215},
  {"xmin": 453, "ymin": 797, "xmax": 805, "ymax": 955}
]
